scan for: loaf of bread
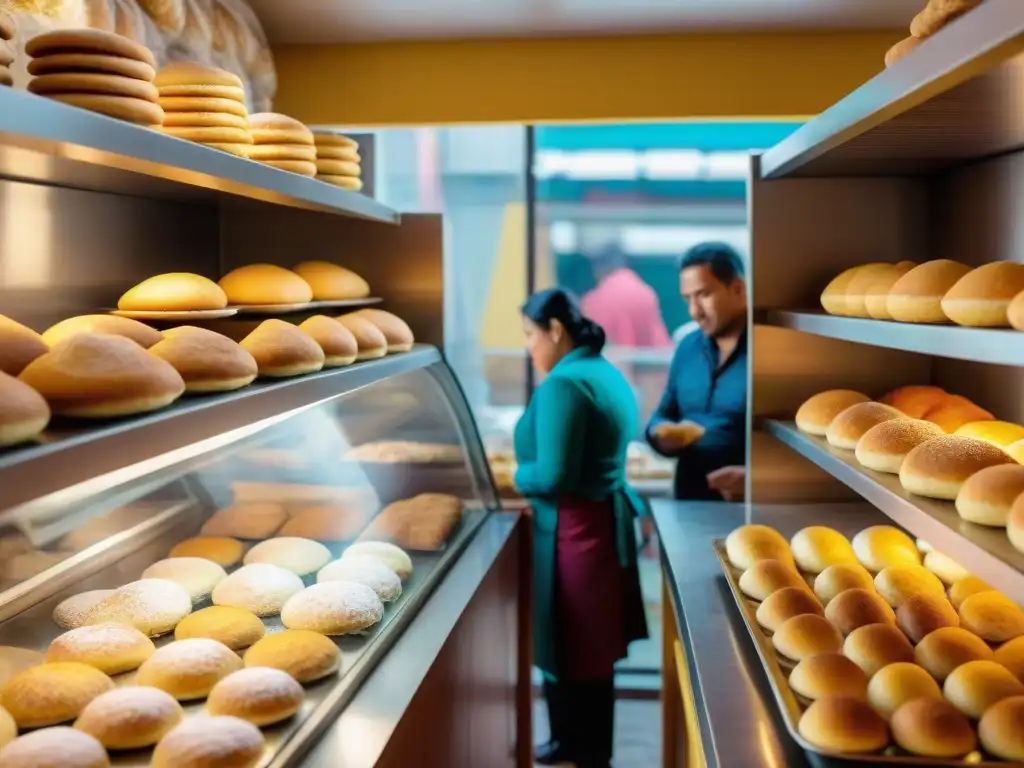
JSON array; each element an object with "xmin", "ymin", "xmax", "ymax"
[{"xmin": 887, "ymin": 260, "xmax": 972, "ymax": 323}]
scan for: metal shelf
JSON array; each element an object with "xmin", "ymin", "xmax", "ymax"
[
  {"xmin": 759, "ymin": 0, "xmax": 1024, "ymax": 178},
  {"xmin": 762, "ymin": 310, "xmax": 1024, "ymax": 365},
  {"xmin": 0, "ymin": 87, "xmax": 398, "ymax": 222},
  {"xmin": 0, "ymin": 345, "xmax": 440, "ymax": 514},
  {"xmin": 766, "ymin": 419, "xmax": 1024, "ymax": 603}
]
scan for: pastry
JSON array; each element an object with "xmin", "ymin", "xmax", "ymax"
[
  {"xmin": 211, "ymin": 563, "xmax": 305, "ymax": 617},
  {"xmin": 2, "ymin": 662, "xmax": 114, "ymax": 727},
  {"xmin": 855, "ymin": 418, "xmax": 944, "ymax": 474},
  {"xmin": 948, "ymin": 575, "xmax": 994, "ymax": 610},
  {"xmin": 316, "ymin": 158, "xmax": 361, "ymax": 177},
  {"xmin": 174, "ymin": 606, "xmax": 266, "ymax": 650},
  {"xmin": 890, "ymin": 697, "xmax": 976, "ymax": 757},
  {"xmin": 843, "ymin": 623, "xmax": 914, "ymax": 676},
  {"xmin": 151, "ymin": 715, "xmax": 264, "ymax": 768},
  {"xmin": 342, "ymin": 541, "xmax": 414, "ymax": 580},
  {"xmin": 162, "ymin": 125, "xmax": 251, "ymax": 143},
  {"xmin": 248, "ymin": 112, "xmax": 313, "ymax": 146},
  {"xmin": 160, "ymin": 95, "xmax": 247, "ymax": 117},
  {"xmin": 789, "ymin": 526, "xmax": 856, "ymax": 574},
  {"xmin": 867, "ymin": 662, "xmax": 943, "ymax": 719},
  {"xmin": 41, "ymin": 314, "xmax": 162, "ymax": 348},
  {"xmin": 162, "ymin": 110, "xmax": 247, "ymax": 128},
  {"xmin": 915, "ymin": 626, "xmax": 993, "ymax": 681},
  {"xmin": 900, "ymin": 435, "xmax": 1014, "ymax": 500},
  {"xmin": 944, "ymin": 660, "xmax": 1024, "ymax": 718},
  {"xmin": 351, "ymin": 309, "xmax": 414, "ymax": 353},
  {"xmin": 0, "ymin": 727, "xmax": 109, "ymax": 768},
  {"xmin": 880, "ymin": 385, "xmax": 948, "ymax": 419},
  {"xmin": 794, "ymin": 389, "xmax": 871, "ymax": 435},
  {"xmin": 279, "ymin": 505, "xmax": 369, "ymax": 541},
  {"xmin": 46, "ymin": 623, "xmax": 155, "ymax": 674},
  {"xmin": 150, "ymin": 326, "xmax": 258, "ymax": 393},
  {"xmin": 84, "ymin": 579, "xmax": 192, "ymax": 636},
  {"xmin": 292, "ymin": 261, "xmax": 370, "ymax": 300},
  {"xmin": 851, "ymin": 525, "xmax": 920, "ymax": 572},
  {"xmin": 896, "ymin": 593, "xmax": 959, "ymax": 644},
  {"xmin": 334, "ymin": 314, "xmax": 388, "ymax": 360},
  {"xmin": 955, "ymin": 463, "xmax": 1024, "ymax": 527},
  {"xmin": 200, "ymin": 502, "xmax": 288, "ymax": 539},
  {"xmin": 218, "ymin": 264, "xmax": 313, "ymax": 306},
  {"xmin": 206, "ymin": 667, "xmax": 304, "ymax": 726},
  {"xmin": 169, "ymin": 536, "xmax": 244, "ymax": 566},
  {"xmin": 240, "ymin": 319, "xmax": 325, "ymax": 378},
  {"xmin": 242, "ymin": 537, "xmax": 332, "ymax": 577},
  {"xmin": 263, "ymin": 159, "xmax": 316, "ymax": 174},
  {"xmin": 798, "ymin": 696, "xmax": 889, "ymax": 753},
  {"xmin": 53, "ymin": 591, "xmax": 114, "ymax": 630},
  {"xmin": 317, "ymin": 556, "xmax": 402, "ymax": 602},
  {"xmin": 825, "ymin": 588, "xmax": 896, "ymax": 635},
  {"xmin": 0, "ymin": 371, "xmax": 50, "ymax": 447},
  {"xmin": 136, "ymin": 638, "xmax": 243, "ymax": 700},
  {"xmin": 281, "ymin": 581, "xmax": 384, "ymax": 635},
  {"xmin": 243, "ymin": 629, "xmax": 341, "ymax": 683},
  {"xmin": 297, "ymin": 316, "xmax": 359, "ymax": 367},
  {"xmin": 74, "ymin": 686, "xmax": 183, "ymax": 749},
  {"xmin": 812, "ymin": 562, "xmax": 874, "ymax": 604},
  {"xmin": 48, "ymin": 93, "xmax": 164, "ymax": 125},
  {"xmin": 312, "ymin": 131, "xmax": 359, "ymax": 150},
  {"xmin": 737, "ymin": 559, "xmax": 809, "ymax": 601},
  {"xmin": 787, "ymin": 653, "xmax": 868, "ymax": 701},
  {"xmin": 826, "ymin": 401, "xmax": 904, "ymax": 450},
  {"xmin": 360, "ymin": 493, "xmax": 463, "ymax": 551},
  {"xmin": 141, "ymin": 557, "xmax": 228, "ymax": 601},
  {"xmin": 979, "ymin": 695, "xmax": 1024, "ymax": 760},
  {"xmin": 0, "ymin": 314, "xmax": 48, "ymax": 376},
  {"xmin": 887, "ymin": 260, "xmax": 973, "ymax": 323}
]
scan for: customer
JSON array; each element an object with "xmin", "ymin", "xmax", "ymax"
[
  {"xmin": 581, "ymin": 242, "xmax": 671, "ymax": 348},
  {"xmin": 514, "ymin": 288, "xmax": 648, "ymax": 768},
  {"xmin": 647, "ymin": 242, "xmax": 748, "ymax": 501}
]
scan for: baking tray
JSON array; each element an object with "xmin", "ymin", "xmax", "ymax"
[{"xmin": 711, "ymin": 539, "xmax": 1004, "ymax": 767}]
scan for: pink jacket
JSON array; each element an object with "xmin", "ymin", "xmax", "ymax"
[{"xmin": 581, "ymin": 269, "xmax": 671, "ymax": 348}]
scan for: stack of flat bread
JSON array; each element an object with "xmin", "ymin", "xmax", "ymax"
[
  {"xmin": 886, "ymin": 0, "xmax": 982, "ymax": 67},
  {"xmin": 0, "ymin": 10, "xmax": 14, "ymax": 87},
  {"xmin": 247, "ymin": 112, "xmax": 316, "ymax": 176},
  {"xmin": 313, "ymin": 132, "xmax": 363, "ymax": 191},
  {"xmin": 156, "ymin": 61, "xmax": 252, "ymax": 157}
]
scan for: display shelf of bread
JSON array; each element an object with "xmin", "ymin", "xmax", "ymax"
[{"xmin": 886, "ymin": 0, "xmax": 983, "ymax": 68}]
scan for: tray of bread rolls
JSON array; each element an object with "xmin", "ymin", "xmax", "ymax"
[{"xmin": 714, "ymin": 522, "xmax": 1024, "ymax": 765}]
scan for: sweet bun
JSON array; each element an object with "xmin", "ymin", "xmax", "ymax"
[
  {"xmin": 201, "ymin": 503, "xmax": 288, "ymax": 539},
  {"xmin": 795, "ymin": 390, "xmax": 871, "ymax": 435},
  {"xmin": 754, "ymin": 587, "xmax": 823, "ymax": 632},
  {"xmin": 243, "ymin": 629, "xmax": 341, "ymax": 683},
  {"xmin": 292, "ymin": 261, "xmax": 370, "ymax": 300},
  {"xmin": 994, "ymin": 636, "xmax": 1024, "ymax": 683},
  {"xmin": 84, "ymin": 579, "xmax": 192, "ymax": 637},
  {"xmin": 979, "ymin": 695, "xmax": 1024, "ymax": 759},
  {"xmin": 955, "ymin": 419, "xmax": 1024, "ymax": 447},
  {"xmin": 724, "ymin": 524, "xmax": 794, "ymax": 570},
  {"xmin": 135, "ymin": 638, "xmax": 243, "ymax": 701},
  {"xmin": 772, "ymin": 614, "xmax": 843, "ymax": 661},
  {"xmin": 218, "ymin": 264, "xmax": 313, "ymax": 305},
  {"xmin": 212, "ymin": 563, "xmax": 305, "ymax": 617},
  {"xmin": 151, "ymin": 715, "xmax": 265, "ymax": 768},
  {"xmin": 206, "ymin": 667, "xmax": 304, "ymax": 726},
  {"xmin": 2, "ymin": 662, "xmax": 114, "ymax": 728},
  {"xmin": 342, "ymin": 541, "xmax": 414, "ymax": 580},
  {"xmin": 956, "ymin": 463, "xmax": 1024, "ymax": 527},
  {"xmin": 790, "ymin": 527, "xmax": 857, "ymax": 574},
  {"xmin": 915, "ymin": 626, "xmax": 994, "ymax": 681},
  {"xmin": 948, "ymin": 576, "xmax": 994, "ymax": 610},
  {"xmin": 0, "ymin": 371, "xmax": 50, "ymax": 447},
  {"xmin": 41, "ymin": 314, "xmax": 162, "ymax": 348},
  {"xmin": 298, "ymin": 316, "xmax": 358, "ymax": 367},
  {"xmin": 923, "ymin": 395, "xmax": 995, "ymax": 434},
  {"xmin": 944, "ymin": 660, "xmax": 1024, "ymax": 718},
  {"xmin": 317, "ymin": 556, "xmax": 403, "ymax": 602},
  {"xmin": 798, "ymin": 695, "xmax": 889, "ymax": 753},
  {"xmin": 738, "ymin": 559, "xmax": 809, "ymax": 601},
  {"xmin": 820, "ymin": 265, "xmax": 881, "ymax": 316},
  {"xmin": 855, "ymin": 418, "xmax": 944, "ymax": 474},
  {"xmin": 240, "ymin": 319, "xmax": 326, "ymax": 378},
  {"xmin": 880, "ymin": 385, "xmax": 948, "ymax": 419},
  {"xmin": 118, "ymin": 273, "xmax": 228, "ymax": 311},
  {"xmin": 281, "ymin": 581, "xmax": 384, "ymax": 635},
  {"xmin": 868, "ymin": 662, "xmax": 943, "ymax": 719},
  {"xmin": 335, "ymin": 314, "xmax": 388, "ymax": 360},
  {"xmin": 852, "ymin": 526, "xmax": 920, "ymax": 572},
  {"xmin": 243, "ymin": 537, "xmax": 332, "ymax": 577},
  {"xmin": 52, "ymin": 590, "xmax": 114, "ymax": 630},
  {"xmin": 174, "ymin": 606, "xmax": 267, "ymax": 650},
  {"xmin": 149, "ymin": 327, "xmax": 257, "ymax": 393},
  {"xmin": 825, "ymin": 589, "xmax": 896, "ymax": 635},
  {"xmin": 74, "ymin": 686, "xmax": 183, "ymax": 749},
  {"xmin": 865, "ymin": 263, "xmax": 917, "ymax": 319},
  {"xmin": 843, "ymin": 623, "xmax": 914, "ymax": 676},
  {"xmin": 827, "ymin": 402, "xmax": 905, "ymax": 450},
  {"xmin": 168, "ymin": 536, "xmax": 244, "ymax": 567},
  {"xmin": 959, "ymin": 591, "xmax": 1024, "ymax": 642},
  {"xmin": 900, "ymin": 435, "xmax": 1014, "ymax": 500},
  {"xmin": 890, "ymin": 697, "xmax": 977, "ymax": 757},
  {"xmin": 20, "ymin": 333, "xmax": 186, "ymax": 418},
  {"xmin": 142, "ymin": 557, "xmax": 227, "ymax": 601},
  {"xmin": 0, "ymin": 314, "xmax": 48, "ymax": 376},
  {"xmin": 788, "ymin": 653, "xmax": 868, "ymax": 701},
  {"xmin": 0, "ymin": 727, "xmax": 109, "ymax": 768},
  {"xmin": 941, "ymin": 261, "xmax": 1024, "ymax": 327},
  {"xmin": 813, "ymin": 562, "xmax": 875, "ymax": 604},
  {"xmin": 46, "ymin": 623, "xmax": 155, "ymax": 674},
  {"xmin": 874, "ymin": 564, "xmax": 946, "ymax": 608},
  {"xmin": 846, "ymin": 263, "xmax": 915, "ymax": 318},
  {"xmin": 896, "ymin": 593, "xmax": 959, "ymax": 644},
  {"xmin": 887, "ymin": 260, "xmax": 973, "ymax": 323},
  {"xmin": 923, "ymin": 550, "xmax": 969, "ymax": 585},
  {"xmin": 351, "ymin": 309, "xmax": 414, "ymax": 353}
]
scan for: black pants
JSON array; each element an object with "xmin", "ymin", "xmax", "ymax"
[{"xmin": 544, "ymin": 677, "xmax": 615, "ymax": 767}]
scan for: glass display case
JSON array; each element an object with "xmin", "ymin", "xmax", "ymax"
[{"xmin": 0, "ymin": 351, "xmax": 499, "ymax": 767}]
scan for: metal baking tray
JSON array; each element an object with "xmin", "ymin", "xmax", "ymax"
[{"xmin": 712, "ymin": 539, "xmax": 1005, "ymax": 767}]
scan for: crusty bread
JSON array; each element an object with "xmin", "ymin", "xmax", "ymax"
[
  {"xmin": 900, "ymin": 435, "xmax": 1014, "ymax": 500},
  {"xmin": 887, "ymin": 260, "xmax": 973, "ymax": 323},
  {"xmin": 795, "ymin": 390, "xmax": 871, "ymax": 436}
]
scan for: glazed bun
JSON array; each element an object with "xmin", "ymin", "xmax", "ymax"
[
  {"xmin": 843, "ymin": 623, "xmax": 914, "ymax": 676},
  {"xmin": 118, "ymin": 273, "xmax": 228, "ymax": 311},
  {"xmin": 994, "ymin": 636, "xmax": 1024, "ymax": 683},
  {"xmin": 724, "ymin": 525, "xmax": 793, "ymax": 570},
  {"xmin": 887, "ymin": 259, "xmax": 972, "ymax": 324},
  {"xmin": 880, "ymin": 385, "xmax": 947, "ymax": 419},
  {"xmin": 218, "ymin": 264, "xmax": 313, "ymax": 305},
  {"xmin": 73, "ymin": 686, "xmax": 183, "ymax": 749},
  {"xmin": 978, "ymin": 695, "xmax": 1024, "ymax": 760},
  {"xmin": 941, "ymin": 261, "xmax": 1024, "ymax": 327},
  {"xmin": 788, "ymin": 653, "xmax": 868, "ymax": 701},
  {"xmin": 874, "ymin": 565, "xmax": 945, "ymax": 608},
  {"xmin": 149, "ymin": 326, "xmax": 257, "ymax": 393},
  {"xmin": 890, "ymin": 697, "xmax": 977, "ymax": 757},
  {"xmin": 896, "ymin": 593, "xmax": 959, "ymax": 644},
  {"xmin": 901, "ymin": 435, "xmax": 1014, "ymax": 500},
  {"xmin": 738, "ymin": 559, "xmax": 809, "ymax": 601},
  {"xmin": 813, "ymin": 562, "xmax": 875, "ymax": 605},
  {"xmin": 855, "ymin": 418, "xmax": 944, "ymax": 474},
  {"xmin": 795, "ymin": 389, "xmax": 870, "ymax": 436},
  {"xmin": 790, "ymin": 527, "xmax": 856, "ymax": 574},
  {"xmin": 948, "ymin": 576, "xmax": 994, "ymax": 611},
  {"xmin": 825, "ymin": 589, "xmax": 896, "ymax": 635},
  {"xmin": 826, "ymin": 402, "xmax": 905, "ymax": 450},
  {"xmin": 852, "ymin": 526, "xmax": 920, "ymax": 572},
  {"xmin": 867, "ymin": 662, "xmax": 943, "ymax": 719},
  {"xmin": 958, "ymin": 591, "xmax": 1024, "ymax": 643},
  {"xmin": 915, "ymin": 626, "xmax": 994, "ymax": 681},
  {"xmin": 923, "ymin": 550, "xmax": 969, "ymax": 585},
  {"xmin": 772, "ymin": 614, "xmax": 843, "ymax": 661},
  {"xmin": 944, "ymin": 660, "xmax": 1024, "ymax": 718},
  {"xmin": 798, "ymin": 695, "xmax": 889, "ymax": 753},
  {"xmin": 955, "ymin": 463, "xmax": 1024, "ymax": 527},
  {"xmin": 754, "ymin": 587, "xmax": 823, "ymax": 632}
]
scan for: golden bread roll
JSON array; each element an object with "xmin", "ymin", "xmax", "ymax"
[
  {"xmin": 798, "ymin": 695, "xmax": 889, "ymax": 752},
  {"xmin": 149, "ymin": 326, "xmax": 257, "ymax": 393},
  {"xmin": 955, "ymin": 419, "xmax": 1024, "ymax": 447},
  {"xmin": 724, "ymin": 524, "xmax": 794, "ymax": 570},
  {"xmin": 772, "ymin": 614, "xmax": 844, "ymax": 661},
  {"xmin": 211, "ymin": 563, "xmax": 304, "ymax": 617},
  {"xmin": 941, "ymin": 261, "xmax": 1024, "ymax": 327},
  {"xmin": 297, "ymin": 315, "xmax": 358, "ymax": 367},
  {"xmin": 351, "ymin": 309, "xmax": 414, "ymax": 353},
  {"xmin": 292, "ymin": 261, "xmax": 370, "ymax": 300},
  {"xmin": 0, "ymin": 705, "xmax": 13, "ymax": 750},
  {"xmin": 281, "ymin": 581, "xmax": 384, "ymax": 635},
  {"xmin": 948, "ymin": 575, "xmax": 995, "ymax": 610},
  {"xmin": 278, "ymin": 504, "xmax": 369, "ymax": 541},
  {"xmin": 201, "ymin": 502, "xmax": 288, "ymax": 539},
  {"xmin": 174, "ymin": 606, "xmax": 266, "ymax": 650},
  {"xmin": 118, "ymin": 273, "xmax": 228, "ymax": 311},
  {"xmin": 19, "ymin": 333, "xmax": 185, "ymax": 418},
  {"xmin": 887, "ymin": 260, "xmax": 973, "ymax": 323},
  {"xmin": 846, "ymin": 263, "xmax": 915, "ymax": 318},
  {"xmin": 843, "ymin": 623, "xmax": 914, "ymax": 676},
  {"xmin": 813, "ymin": 562, "xmax": 875, "ymax": 604},
  {"xmin": 852, "ymin": 526, "xmax": 920, "ymax": 572},
  {"xmin": 334, "ymin": 313, "xmax": 388, "ymax": 360},
  {"xmin": 151, "ymin": 715, "xmax": 264, "ymax": 768},
  {"xmin": 248, "ymin": 112, "xmax": 314, "ymax": 145},
  {"xmin": 820, "ymin": 264, "xmax": 882, "ymax": 316},
  {"xmin": 317, "ymin": 556, "xmax": 403, "ymax": 602},
  {"xmin": 923, "ymin": 395, "xmax": 995, "ymax": 433},
  {"xmin": 242, "ymin": 536, "xmax": 332, "ymax": 577},
  {"xmin": 41, "ymin": 315, "xmax": 162, "ymax": 348},
  {"xmin": 52, "ymin": 590, "xmax": 114, "ymax": 630},
  {"xmin": 155, "ymin": 61, "xmax": 244, "ymax": 91},
  {"xmin": 826, "ymin": 588, "xmax": 896, "ymax": 636},
  {"xmin": 84, "ymin": 579, "xmax": 192, "ymax": 637},
  {"xmin": 874, "ymin": 564, "xmax": 946, "ymax": 608},
  {"xmin": 896, "ymin": 593, "xmax": 960, "ymax": 644},
  {"xmin": 240, "ymin": 319, "xmax": 325, "ymax": 378},
  {"xmin": 794, "ymin": 389, "xmax": 871, "ymax": 436},
  {"xmin": 1009, "ymin": 289, "xmax": 1024, "ymax": 331},
  {"xmin": 900, "ymin": 435, "xmax": 1013, "ymax": 500},
  {"xmin": 855, "ymin": 418, "xmax": 944, "ymax": 474},
  {"xmin": 788, "ymin": 653, "xmax": 868, "ymax": 701},
  {"xmin": 890, "ymin": 697, "xmax": 976, "ymax": 757},
  {"xmin": 827, "ymin": 402, "xmax": 905, "ymax": 449},
  {"xmin": 915, "ymin": 626, "xmax": 994, "ymax": 680},
  {"xmin": 994, "ymin": 636, "xmax": 1024, "ymax": 683},
  {"xmin": 141, "ymin": 557, "xmax": 228, "ymax": 601},
  {"xmin": 0, "ymin": 726, "xmax": 109, "ymax": 768},
  {"xmin": 168, "ymin": 536, "xmax": 244, "ymax": 567},
  {"xmin": 868, "ymin": 662, "xmax": 943, "ymax": 719},
  {"xmin": 243, "ymin": 629, "xmax": 341, "ymax": 683},
  {"xmin": 73, "ymin": 686, "xmax": 183, "ymax": 749},
  {"xmin": 944, "ymin": 660, "xmax": 1024, "ymax": 718},
  {"xmin": 1010, "ymin": 496, "xmax": 1024, "ymax": 554},
  {"xmin": 2, "ymin": 662, "xmax": 114, "ymax": 728},
  {"xmin": 206, "ymin": 667, "xmax": 304, "ymax": 726},
  {"xmin": 979, "ymin": 694, "xmax": 1024, "ymax": 759},
  {"xmin": 790, "ymin": 526, "xmax": 857, "ymax": 574},
  {"xmin": 0, "ymin": 314, "xmax": 48, "ymax": 376},
  {"xmin": 958, "ymin": 591, "xmax": 1024, "ymax": 642},
  {"xmin": 0, "ymin": 370, "xmax": 50, "ymax": 447},
  {"xmin": 218, "ymin": 264, "xmax": 313, "ymax": 305},
  {"xmin": 46, "ymin": 623, "xmax": 155, "ymax": 674},
  {"xmin": 923, "ymin": 550, "xmax": 970, "ymax": 585},
  {"xmin": 342, "ymin": 541, "xmax": 414, "ymax": 580},
  {"xmin": 880, "ymin": 385, "xmax": 948, "ymax": 419},
  {"xmin": 955, "ymin": 463, "xmax": 1024, "ymax": 527},
  {"xmin": 738, "ymin": 559, "xmax": 809, "ymax": 601},
  {"xmin": 756, "ymin": 586, "xmax": 824, "ymax": 634},
  {"xmin": 136, "ymin": 638, "xmax": 243, "ymax": 701},
  {"xmin": 865, "ymin": 264, "xmax": 917, "ymax": 319}
]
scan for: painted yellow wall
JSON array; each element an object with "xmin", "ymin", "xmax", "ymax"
[{"xmin": 272, "ymin": 31, "xmax": 901, "ymax": 125}]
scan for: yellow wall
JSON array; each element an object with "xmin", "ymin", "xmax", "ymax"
[{"xmin": 273, "ymin": 31, "xmax": 901, "ymax": 125}]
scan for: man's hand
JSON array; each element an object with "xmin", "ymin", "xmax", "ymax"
[
  {"xmin": 707, "ymin": 465, "xmax": 746, "ymax": 501},
  {"xmin": 652, "ymin": 421, "xmax": 706, "ymax": 452}
]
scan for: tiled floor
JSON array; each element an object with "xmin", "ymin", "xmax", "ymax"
[{"xmin": 533, "ymin": 697, "xmax": 661, "ymax": 768}]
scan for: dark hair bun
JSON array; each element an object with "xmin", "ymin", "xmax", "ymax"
[{"xmin": 520, "ymin": 288, "xmax": 606, "ymax": 354}]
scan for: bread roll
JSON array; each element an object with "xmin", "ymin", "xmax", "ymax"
[
  {"xmin": 206, "ymin": 667, "xmax": 304, "ymax": 726},
  {"xmin": 218, "ymin": 264, "xmax": 313, "ymax": 305},
  {"xmin": 136, "ymin": 638, "xmax": 243, "ymax": 701},
  {"xmin": 149, "ymin": 326, "xmax": 257, "ymax": 393},
  {"xmin": 847, "ymin": 263, "xmax": 915, "ymax": 318},
  {"xmin": 890, "ymin": 697, "xmax": 976, "ymax": 757},
  {"xmin": 84, "ymin": 579, "xmax": 192, "ymax": 637},
  {"xmin": 151, "ymin": 715, "xmax": 265, "ymax": 768},
  {"xmin": 844, "ymin": 623, "xmax": 914, "ymax": 676},
  {"xmin": 738, "ymin": 559, "xmax": 809, "ymax": 601},
  {"xmin": 864, "ymin": 263, "xmax": 917, "ymax": 319},
  {"xmin": 855, "ymin": 418, "xmax": 944, "ymax": 474},
  {"xmin": 820, "ymin": 264, "xmax": 884, "ymax": 316},
  {"xmin": 958, "ymin": 591, "xmax": 1024, "ymax": 642},
  {"xmin": 941, "ymin": 261, "xmax": 1024, "ymax": 327},
  {"xmin": 813, "ymin": 562, "xmax": 875, "ymax": 604},
  {"xmin": 788, "ymin": 653, "xmax": 868, "ymax": 701},
  {"xmin": 2, "ymin": 662, "xmax": 114, "ymax": 728},
  {"xmin": 41, "ymin": 315, "xmax": 162, "ymax": 348},
  {"xmin": 948, "ymin": 575, "xmax": 995, "ymax": 611},
  {"xmin": 174, "ymin": 606, "xmax": 266, "ymax": 650},
  {"xmin": 240, "ymin": 319, "xmax": 325, "ymax": 378},
  {"xmin": 852, "ymin": 526, "xmax": 920, "ymax": 572},
  {"xmin": 868, "ymin": 662, "xmax": 943, "ymax": 719},
  {"xmin": 772, "ymin": 614, "xmax": 844, "ymax": 661},
  {"xmin": 955, "ymin": 419, "xmax": 1024, "ymax": 448},
  {"xmin": 1010, "ymin": 495, "xmax": 1024, "ymax": 555},
  {"xmin": 994, "ymin": 635, "xmax": 1024, "ymax": 683},
  {"xmin": 724, "ymin": 524, "xmax": 794, "ymax": 570},
  {"xmin": 0, "ymin": 727, "xmax": 109, "ymax": 768},
  {"xmin": 825, "ymin": 588, "xmax": 896, "ymax": 635},
  {"xmin": 212, "ymin": 563, "xmax": 304, "ymax": 617},
  {"xmin": 317, "ymin": 556, "xmax": 403, "ymax": 602},
  {"xmin": 915, "ymin": 626, "xmax": 994, "ymax": 680},
  {"xmin": 243, "ymin": 629, "xmax": 341, "ymax": 682},
  {"xmin": 880, "ymin": 385, "xmax": 948, "ymax": 419},
  {"xmin": 335, "ymin": 314, "xmax": 388, "ymax": 360},
  {"xmin": 755, "ymin": 587, "xmax": 823, "ymax": 633},
  {"xmin": 896, "ymin": 593, "xmax": 959, "ymax": 644},
  {"xmin": 201, "ymin": 502, "xmax": 288, "ymax": 539},
  {"xmin": 900, "ymin": 435, "xmax": 1013, "ymax": 500},
  {"xmin": 955, "ymin": 463, "xmax": 1024, "ymax": 527},
  {"xmin": 826, "ymin": 402, "xmax": 905, "ymax": 450},
  {"xmin": 342, "ymin": 541, "xmax": 414, "ymax": 580},
  {"xmin": 20, "ymin": 333, "xmax": 186, "ymax": 418},
  {"xmin": 795, "ymin": 389, "xmax": 871, "ymax": 435},
  {"xmin": 242, "ymin": 537, "xmax": 332, "ymax": 577},
  {"xmin": 887, "ymin": 260, "xmax": 973, "ymax": 323},
  {"xmin": 46, "ymin": 623, "xmax": 155, "ymax": 674},
  {"xmin": 74, "ymin": 686, "xmax": 183, "ymax": 749},
  {"xmin": 298, "ymin": 316, "xmax": 358, "ymax": 367},
  {"xmin": 923, "ymin": 395, "xmax": 995, "ymax": 434},
  {"xmin": 118, "ymin": 273, "xmax": 228, "ymax": 311},
  {"xmin": 790, "ymin": 527, "xmax": 856, "ymax": 574},
  {"xmin": 0, "ymin": 371, "xmax": 50, "ymax": 447},
  {"xmin": 923, "ymin": 550, "xmax": 970, "ymax": 585},
  {"xmin": 874, "ymin": 564, "xmax": 946, "ymax": 608},
  {"xmin": 281, "ymin": 581, "xmax": 384, "ymax": 635},
  {"xmin": 944, "ymin": 660, "xmax": 1024, "ymax": 718},
  {"xmin": 292, "ymin": 261, "xmax": 370, "ymax": 300},
  {"xmin": 52, "ymin": 591, "xmax": 114, "ymax": 630},
  {"xmin": 351, "ymin": 309, "xmax": 414, "ymax": 353},
  {"xmin": 0, "ymin": 314, "xmax": 47, "ymax": 376},
  {"xmin": 142, "ymin": 557, "xmax": 228, "ymax": 602},
  {"xmin": 798, "ymin": 695, "xmax": 889, "ymax": 752},
  {"xmin": 979, "ymin": 694, "xmax": 1024, "ymax": 759},
  {"xmin": 168, "ymin": 536, "xmax": 244, "ymax": 567}
]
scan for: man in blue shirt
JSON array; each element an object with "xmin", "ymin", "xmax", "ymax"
[{"xmin": 647, "ymin": 242, "xmax": 748, "ymax": 501}]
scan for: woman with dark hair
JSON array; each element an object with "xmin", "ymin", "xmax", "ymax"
[{"xmin": 515, "ymin": 287, "xmax": 648, "ymax": 768}]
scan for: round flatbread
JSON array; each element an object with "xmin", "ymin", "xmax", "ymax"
[
  {"xmin": 26, "ymin": 29, "xmax": 157, "ymax": 68},
  {"xmin": 28, "ymin": 52, "xmax": 156, "ymax": 81},
  {"xmin": 28, "ymin": 72, "xmax": 159, "ymax": 102},
  {"xmin": 250, "ymin": 128, "xmax": 313, "ymax": 146},
  {"xmin": 160, "ymin": 110, "xmax": 248, "ymax": 129},
  {"xmin": 158, "ymin": 95, "xmax": 247, "ymax": 117},
  {"xmin": 47, "ymin": 93, "xmax": 164, "ymax": 126}
]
